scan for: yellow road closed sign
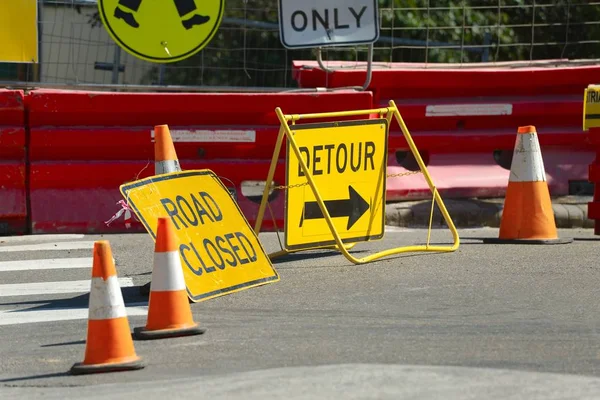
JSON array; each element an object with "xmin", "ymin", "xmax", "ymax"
[
  {"xmin": 285, "ymin": 119, "xmax": 388, "ymax": 250},
  {"xmin": 584, "ymin": 85, "xmax": 600, "ymax": 131},
  {"xmin": 98, "ymin": 0, "xmax": 224, "ymax": 63},
  {"xmin": 120, "ymin": 170, "xmax": 279, "ymax": 302}
]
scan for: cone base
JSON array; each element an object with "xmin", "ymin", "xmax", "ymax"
[
  {"xmin": 133, "ymin": 324, "xmax": 206, "ymax": 340},
  {"xmin": 482, "ymin": 237, "xmax": 573, "ymax": 245},
  {"xmin": 139, "ymin": 281, "xmax": 193, "ymax": 303},
  {"xmin": 70, "ymin": 358, "xmax": 145, "ymax": 375}
]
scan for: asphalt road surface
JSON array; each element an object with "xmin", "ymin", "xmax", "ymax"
[{"xmin": 2, "ymin": 227, "xmax": 600, "ymax": 399}]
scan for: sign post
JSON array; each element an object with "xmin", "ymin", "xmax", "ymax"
[
  {"xmin": 277, "ymin": 0, "xmax": 379, "ymax": 90},
  {"xmin": 255, "ymin": 102, "xmax": 461, "ymax": 264}
]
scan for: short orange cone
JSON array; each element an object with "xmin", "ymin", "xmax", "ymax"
[
  {"xmin": 70, "ymin": 241, "xmax": 144, "ymax": 375},
  {"xmin": 484, "ymin": 126, "xmax": 572, "ymax": 245},
  {"xmin": 133, "ymin": 217, "xmax": 205, "ymax": 340},
  {"xmin": 154, "ymin": 124, "xmax": 182, "ymax": 175}
]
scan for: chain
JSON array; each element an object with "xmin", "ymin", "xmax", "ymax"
[
  {"xmin": 271, "ymin": 171, "xmax": 422, "ymax": 191},
  {"xmin": 385, "ymin": 170, "xmax": 422, "ymax": 179},
  {"xmin": 272, "ymin": 182, "xmax": 309, "ymax": 190}
]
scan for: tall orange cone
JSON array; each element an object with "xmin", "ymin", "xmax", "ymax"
[
  {"xmin": 140, "ymin": 124, "xmax": 184, "ymax": 296},
  {"xmin": 133, "ymin": 217, "xmax": 205, "ymax": 340},
  {"xmin": 70, "ymin": 241, "xmax": 144, "ymax": 375},
  {"xmin": 154, "ymin": 124, "xmax": 182, "ymax": 175},
  {"xmin": 484, "ymin": 126, "xmax": 572, "ymax": 245}
]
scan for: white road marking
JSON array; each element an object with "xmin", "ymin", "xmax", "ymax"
[
  {"xmin": 0, "ymin": 278, "xmax": 134, "ymax": 297},
  {"xmin": 384, "ymin": 226, "xmax": 419, "ymax": 232},
  {"xmin": 0, "ymin": 257, "xmax": 93, "ymax": 272},
  {"xmin": 0, "ymin": 241, "xmax": 95, "ymax": 253},
  {"xmin": 0, "ymin": 234, "xmax": 85, "ymax": 243},
  {"xmin": 0, "ymin": 303, "xmax": 148, "ymax": 326}
]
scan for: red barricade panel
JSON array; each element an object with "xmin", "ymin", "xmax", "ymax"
[
  {"xmin": 0, "ymin": 90, "xmax": 26, "ymax": 235},
  {"xmin": 293, "ymin": 60, "xmax": 595, "ymax": 200},
  {"xmin": 26, "ymin": 90, "xmax": 373, "ymax": 233}
]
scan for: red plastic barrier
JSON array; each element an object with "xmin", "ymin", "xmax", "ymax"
[
  {"xmin": 26, "ymin": 89, "xmax": 373, "ymax": 234},
  {"xmin": 0, "ymin": 90, "xmax": 27, "ymax": 235},
  {"xmin": 293, "ymin": 60, "xmax": 600, "ymax": 98},
  {"xmin": 293, "ymin": 60, "xmax": 596, "ymax": 200}
]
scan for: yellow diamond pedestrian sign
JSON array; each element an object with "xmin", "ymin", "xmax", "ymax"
[
  {"xmin": 285, "ymin": 119, "xmax": 388, "ymax": 250},
  {"xmin": 120, "ymin": 170, "xmax": 279, "ymax": 302},
  {"xmin": 98, "ymin": 0, "xmax": 224, "ymax": 63}
]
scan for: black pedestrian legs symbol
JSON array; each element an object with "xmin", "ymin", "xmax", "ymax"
[{"xmin": 114, "ymin": 0, "xmax": 210, "ymax": 30}]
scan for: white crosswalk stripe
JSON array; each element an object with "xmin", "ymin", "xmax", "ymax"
[
  {"xmin": 0, "ymin": 304, "xmax": 148, "ymax": 326},
  {"xmin": 0, "ymin": 257, "xmax": 93, "ymax": 272},
  {"xmin": 0, "ymin": 241, "xmax": 96, "ymax": 253},
  {"xmin": 0, "ymin": 278, "xmax": 135, "ymax": 297},
  {"xmin": 0, "ymin": 239, "xmax": 147, "ymax": 327}
]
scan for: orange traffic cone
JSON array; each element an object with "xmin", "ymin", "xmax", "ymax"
[
  {"xmin": 133, "ymin": 217, "xmax": 205, "ymax": 340},
  {"xmin": 140, "ymin": 124, "xmax": 184, "ymax": 296},
  {"xmin": 70, "ymin": 241, "xmax": 144, "ymax": 375},
  {"xmin": 154, "ymin": 124, "xmax": 182, "ymax": 175},
  {"xmin": 484, "ymin": 126, "xmax": 572, "ymax": 245}
]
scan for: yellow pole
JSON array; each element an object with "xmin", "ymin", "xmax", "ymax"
[
  {"xmin": 254, "ymin": 123, "xmax": 286, "ymax": 234},
  {"xmin": 389, "ymin": 100, "xmax": 460, "ymax": 250},
  {"xmin": 269, "ymin": 104, "xmax": 459, "ymax": 265}
]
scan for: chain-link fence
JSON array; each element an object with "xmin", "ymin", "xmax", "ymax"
[{"xmin": 2, "ymin": 0, "xmax": 599, "ymax": 90}]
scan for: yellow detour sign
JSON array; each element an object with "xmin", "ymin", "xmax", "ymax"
[
  {"xmin": 285, "ymin": 119, "xmax": 388, "ymax": 250},
  {"xmin": 120, "ymin": 170, "xmax": 279, "ymax": 302},
  {"xmin": 0, "ymin": 0, "xmax": 38, "ymax": 63},
  {"xmin": 584, "ymin": 85, "xmax": 600, "ymax": 131},
  {"xmin": 98, "ymin": 0, "xmax": 224, "ymax": 63}
]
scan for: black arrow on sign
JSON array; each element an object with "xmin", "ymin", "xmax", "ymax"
[{"xmin": 299, "ymin": 185, "xmax": 370, "ymax": 230}]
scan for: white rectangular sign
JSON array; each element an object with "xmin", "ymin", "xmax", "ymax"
[
  {"xmin": 150, "ymin": 129, "xmax": 256, "ymax": 143},
  {"xmin": 278, "ymin": 0, "xmax": 379, "ymax": 49},
  {"xmin": 425, "ymin": 104, "xmax": 513, "ymax": 117}
]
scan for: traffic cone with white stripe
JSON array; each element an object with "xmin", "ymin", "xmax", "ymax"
[
  {"xmin": 484, "ymin": 126, "xmax": 572, "ymax": 245},
  {"xmin": 70, "ymin": 241, "xmax": 144, "ymax": 375},
  {"xmin": 154, "ymin": 124, "xmax": 182, "ymax": 175},
  {"xmin": 140, "ymin": 124, "xmax": 183, "ymax": 296},
  {"xmin": 133, "ymin": 217, "xmax": 205, "ymax": 340}
]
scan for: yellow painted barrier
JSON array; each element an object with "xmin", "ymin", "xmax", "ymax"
[
  {"xmin": 254, "ymin": 100, "xmax": 460, "ymax": 264},
  {"xmin": 583, "ymin": 84, "xmax": 600, "ymax": 131}
]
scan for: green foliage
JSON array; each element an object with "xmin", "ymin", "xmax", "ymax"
[{"xmin": 89, "ymin": 0, "xmax": 600, "ymax": 87}]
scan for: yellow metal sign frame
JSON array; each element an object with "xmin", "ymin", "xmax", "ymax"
[{"xmin": 254, "ymin": 100, "xmax": 460, "ymax": 264}]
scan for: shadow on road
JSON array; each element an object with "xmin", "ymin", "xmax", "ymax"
[
  {"xmin": 0, "ymin": 371, "xmax": 71, "ymax": 383},
  {"xmin": 40, "ymin": 339, "xmax": 86, "ymax": 348},
  {"xmin": 0, "ymin": 287, "xmax": 144, "ymax": 308}
]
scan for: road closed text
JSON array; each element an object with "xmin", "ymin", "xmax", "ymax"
[{"xmin": 160, "ymin": 192, "xmax": 258, "ymax": 275}]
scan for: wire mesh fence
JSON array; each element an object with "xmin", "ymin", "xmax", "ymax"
[{"xmin": 2, "ymin": 0, "xmax": 599, "ymax": 90}]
